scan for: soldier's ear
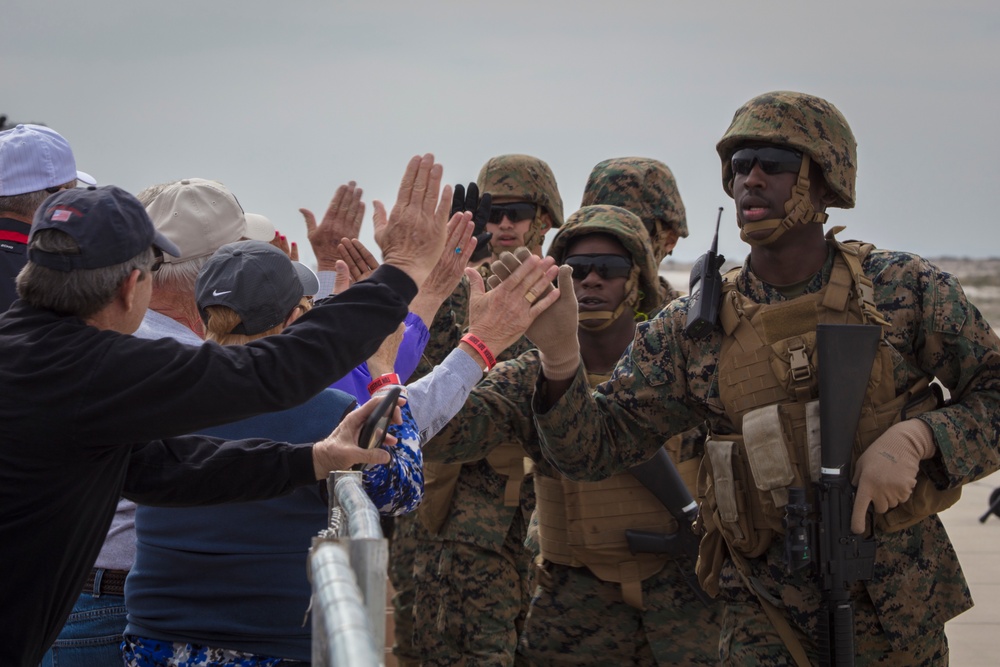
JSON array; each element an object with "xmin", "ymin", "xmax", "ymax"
[{"xmin": 538, "ymin": 211, "xmax": 552, "ymax": 236}]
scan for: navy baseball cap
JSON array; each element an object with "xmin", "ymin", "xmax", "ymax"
[
  {"xmin": 195, "ymin": 240, "xmax": 319, "ymax": 335},
  {"xmin": 28, "ymin": 185, "xmax": 181, "ymax": 271}
]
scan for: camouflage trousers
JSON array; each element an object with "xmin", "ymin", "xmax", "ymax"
[
  {"xmin": 389, "ymin": 513, "xmax": 423, "ymax": 667},
  {"xmin": 411, "ymin": 519, "xmax": 533, "ymax": 667},
  {"xmin": 519, "ymin": 560, "xmax": 722, "ymax": 665},
  {"xmin": 718, "ymin": 574, "xmax": 949, "ymax": 666}
]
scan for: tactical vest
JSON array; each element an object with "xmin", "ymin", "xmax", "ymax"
[
  {"xmin": 418, "ymin": 445, "xmax": 534, "ymax": 534},
  {"xmin": 696, "ymin": 234, "xmax": 960, "ymax": 591},
  {"xmin": 536, "ymin": 370, "xmax": 701, "ymax": 609}
]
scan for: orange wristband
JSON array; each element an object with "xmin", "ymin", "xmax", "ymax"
[
  {"xmin": 461, "ymin": 333, "xmax": 496, "ymax": 371},
  {"xmin": 367, "ymin": 373, "xmax": 400, "ymax": 396}
]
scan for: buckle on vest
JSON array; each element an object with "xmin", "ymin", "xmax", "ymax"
[{"xmin": 788, "ymin": 344, "xmax": 811, "ymax": 382}]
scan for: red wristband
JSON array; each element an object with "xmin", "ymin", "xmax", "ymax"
[
  {"xmin": 367, "ymin": 373, "xmax": 400, "ymax": 395},
  {"xmin": 461, "ymin": 333, "xmax": 497, "ymax": 372}
]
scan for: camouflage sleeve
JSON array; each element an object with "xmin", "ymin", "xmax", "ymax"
[
  {"xmin": 421, "ymin": 349, "xmax": 544, "ymax": 465},
  {"xmin": 533, "ymin": 301, "xmax": 710, "ymax": 481},
  {"xmin": 871, "ymin": 252, "xmax": 1000, "ymax": 486},
  {"xmin": 411, "ymin": 277, "xmax": 469, "ymax": 381}
]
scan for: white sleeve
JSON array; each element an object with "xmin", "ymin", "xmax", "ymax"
[{"xmin": 405, "ymin": 347, "xmax": 483, "ymax": 445}]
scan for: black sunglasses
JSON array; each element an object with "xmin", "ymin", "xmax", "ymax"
[
  {"xmin": 564, "ymin": 254, "xmax": 633, "ymax": 280},
  {"xmin": 151, "ymin": 249, "xmax": 164, "ymax": 273},
  {"xmin": 488, "ymin": 202, "xmax": 536, "ymax": 225},
  {"xmin": 731, "ymin": 146, "xmax": 803, "ymax": 176}
]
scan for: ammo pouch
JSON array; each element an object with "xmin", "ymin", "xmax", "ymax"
[
  {"xmin": 417, "ymin": 461, "xmax": 463, "ymax": 534},
  {"xmin": 535, "ymin": 445, "xmax": 700, "ymax": 610},
  {"xmin": 702, "ymin": 396, "xmax": 822, "ymax": 562},
  {"xmin": 485, "ymin": 442, "xmax": 534, "ymax": 508}
]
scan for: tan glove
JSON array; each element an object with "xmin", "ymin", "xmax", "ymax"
[
  {"xmin": 485, "ymin": 249, "xmax": 579, "ymax": 380},
  {"xmin": 851, "ymin": 419, "xmax": 936, "ymax": 533},
  {"xmin": 527, "ymin": 264, "xmax": 580, "ymax": 380}
]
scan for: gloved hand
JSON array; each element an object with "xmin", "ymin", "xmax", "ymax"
[
  {"xmin": 487, "ymin": 248, "xmax": 579, "ymax": 380},
  {"xmin": 851, "ymin": 419, "xmax": 937, "ymax": 534},
  {"xmin": 451, "ymin": 183, "xmax": 493, "ymax": 263}
]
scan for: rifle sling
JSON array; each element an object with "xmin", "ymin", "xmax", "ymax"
[{"xmin": 727, "ymin": 546, "xmax": 811, "ymax": 667}]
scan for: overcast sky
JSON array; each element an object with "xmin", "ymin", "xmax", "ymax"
[{"xmin": 5, "ymin": 1, "xmax": 998, "ymax": 267}]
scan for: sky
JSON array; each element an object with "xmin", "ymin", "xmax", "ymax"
[{"xmin": 4, "ymin": 1, "xmax": 999, "ymax": 268}]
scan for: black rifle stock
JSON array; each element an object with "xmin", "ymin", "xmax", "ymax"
[
  {"xmin": 811, "ymin": 324, "xmax": 880, "ymax": 667},
  {"xmin": 626, "ymin": 448, "xmax": 712, "ymax": 605}
]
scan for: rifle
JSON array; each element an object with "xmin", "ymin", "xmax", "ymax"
[
  {"xmin": 626, "ymin": 448, "xmax": 713, "ymax": 606},
  {"xmin": 784, "ymin": 323, "xmax": 880, "ymax": 666}
]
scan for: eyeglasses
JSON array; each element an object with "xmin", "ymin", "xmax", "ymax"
[
  {"xmin": 731, "ymin": 146, "xmax": 803, "ymax": 176},
  {"xmin": 564, "ymin": 254, "xmax": 633, "ymax": 280},
  {"xmin": 488, "ymin": 202, "xmax": 536, "ymax": 225},
  {"xmin": 151, "ymin": 249, "xmax": 164, "ymax": 273}
]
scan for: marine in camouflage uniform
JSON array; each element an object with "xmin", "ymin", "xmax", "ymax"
[
  {"xmin": 423, "ymin": 204, "xmax": 721, "ymax": 665},
  {"xmin": 528, "ymin": 91, "xmax": 1000, "ymax": 666},
  {"xmin": 581, "ymin": 157, "xmax": 689, "ymax": 309},
  {"xmin": 391, "ymin": 155, "xmax": 563, "ymax": 666}
]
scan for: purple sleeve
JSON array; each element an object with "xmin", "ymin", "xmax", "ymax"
[
  {"xmin": 329, "ymin": 312, "xmax": 429, "ymax": 402},
  {"xmin": 328, "ymin": 365, "xmax": 374, "ymax": 403},
  {"xmin": 394, "ymin": 312, "xmax": 430, "ymax": 383}
]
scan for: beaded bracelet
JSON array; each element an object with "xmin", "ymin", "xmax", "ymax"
[
  {"xmin": 367, "ymin": 373, "xmax": 400, "ymax": 396},
  {"xmin": 460, "ymin": 333, "xmax": 497, "ymax": 372}
]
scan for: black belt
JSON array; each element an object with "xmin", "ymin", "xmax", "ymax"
[{"xmin": 83, "ymin": 568, "xmax": 128, "ymax": 596}]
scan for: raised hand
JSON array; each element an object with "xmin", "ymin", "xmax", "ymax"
[
  {"xmin": 373, "ymin": 154, "xmax": 451, "ymax": 289},
  {"xmin": 408, "ymin": 211, "xmax": 476, "ymax": 327},
  {"xmin": 337, "ymin": 238, "xmax": 380, "ymax": 283},
  {"xmin": 465, "ymin": 252, "xmax": 561, "ymax": 358},
  {"xmin": 270, "ymin": 231, "xmax": 299, "ymax": 262},
  {"xmin": 451, "ymin": 183, "xmax": 493, "ymax": 263},
  {"xmin": 486, "ymin": 248, "xmax": 580, "ymax": 381},
  {"xmin": 300, "ymin": 181, "xmax": 365, "ymax": 271}
]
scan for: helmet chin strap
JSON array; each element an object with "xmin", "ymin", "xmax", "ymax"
[
  {"xmin": 577, "ymin": 265, "xmax": 640, "ymax": 331},
  {"xmin": 738, "ymin": 155, "xmax": 828, "ymax": 247}
]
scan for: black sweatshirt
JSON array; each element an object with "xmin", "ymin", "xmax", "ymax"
[{"xmin": 0, "ymin": 264, "xmax": 416, "ymax": 667}]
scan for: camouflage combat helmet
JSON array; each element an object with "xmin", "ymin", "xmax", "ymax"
[
  {"xmin": 716, "ymin": 90, "xmax": 857, "ymax": 209},
  {"xmin": 548, "ymin": 205, "xmax": 660, "ymax": 324},
  {"xmin": 581, "ymin": 157, "xmax": 688, "ymax": 264},
  {"xmin": 477, "ymin": 154, "xmax": 564, "ymax": 251}
]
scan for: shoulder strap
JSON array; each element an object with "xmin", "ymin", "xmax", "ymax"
[{"xmin": 825, "ymin": 228, "xmax": 888, "ymax": 327}]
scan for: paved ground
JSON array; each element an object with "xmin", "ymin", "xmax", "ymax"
[{"xmin": 942, "ymin": 474, "xmax": 1000, "ymax": 666}]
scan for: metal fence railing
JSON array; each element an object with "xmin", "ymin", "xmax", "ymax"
[{"xmin": 308, "ymin": 470, "xmax": 388, "ymax": 666}]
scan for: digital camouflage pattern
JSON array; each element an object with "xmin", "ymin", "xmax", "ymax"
[
  {"xmin": 581, "ymin": 157, "xmax": 689, "ymax": 264},
  {"xmin": 533, "ymin": 243, "xmax": 1000, "ymax": 662},
  {"xmin": 717, "ymin": 91, "xmax": 858, "ymax": 208},
  {"xmin": 718, "ymin": 586, "xmax": 948, "ymax": 666},
  {"xmin": 396, "ymin": 255, "xmax": 540, "ymax": 665},
  {"xmin": 477, "ymin": 154, "xmax": 564, "ymax": 251},
  {"xmin": 422, "ymin": 348, "xmax": 721, "ymax": 665},
  {"xmin": 548, "ymin": 204, "xmax": 661, "ymax": 319},
  {"xmin": 523, "ymin": 558, "xmax": 720, "ymax": 666}
]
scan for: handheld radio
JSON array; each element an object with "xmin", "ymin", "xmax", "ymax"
[{"xmin": 684, "ymin": 207, "xmax": 726, "ymax": 338}]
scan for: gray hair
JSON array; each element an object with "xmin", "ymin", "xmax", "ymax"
[
  {"xmin": 135, "ymin": 180, "xmax": 177, "ymax": 207},
  {"xmin": 0, "ymin": 189, "xmax": 54, "ymax": 219},
  {"xmin": 17, "ymin": 229, "xmax": 155, "ymax": 318}
]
